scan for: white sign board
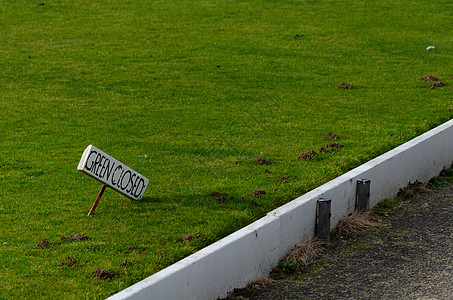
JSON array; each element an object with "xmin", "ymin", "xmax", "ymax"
[{"xmin": 77, "ymin": 145, "xmax": 149, "ymax": 200}]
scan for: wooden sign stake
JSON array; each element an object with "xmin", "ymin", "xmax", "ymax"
[{"xmin": 88, "ymin": 185, "xmax": 106, "ymax": 216}]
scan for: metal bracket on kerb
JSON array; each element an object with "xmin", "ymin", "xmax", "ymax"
[
  {"xmin": 315, "ymin": 198, "xmax": 332, "ymax": 242},
  {"xmin": 356, "ymin": 179, "xmax": 371, "ymax": 212}
]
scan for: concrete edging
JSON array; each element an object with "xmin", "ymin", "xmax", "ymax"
[{"xmin": 108, "ymin": 119, "xmax": 453, "ymax": 300}]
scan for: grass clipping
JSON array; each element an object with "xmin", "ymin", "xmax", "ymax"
[{"xmin": 332, "ymin": 212, "xmax": 383, "ymax": 239}]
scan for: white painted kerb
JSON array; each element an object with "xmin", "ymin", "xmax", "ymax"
[{"xmin": 108, "ymin": 119, "xmax": 453, "ymax": 300}]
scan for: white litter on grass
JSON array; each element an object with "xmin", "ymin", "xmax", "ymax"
[{"xmin": 426, "ymin": 46, "xmax": 435, "ymax": 50}]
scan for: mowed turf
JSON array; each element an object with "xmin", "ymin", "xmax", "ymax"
[{"xmin": 0, "ymin": 0, "xmax": 452, "ymax": 298}]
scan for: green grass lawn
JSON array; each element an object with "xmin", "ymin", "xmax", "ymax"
[{"xmin": 1, "ymin": 0, "xmax": 452, "ymax": 298}]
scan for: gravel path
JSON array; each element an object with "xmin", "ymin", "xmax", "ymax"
[{"xmin": 242, "ymin": 182, "xmax": 453, "ymax": 300}]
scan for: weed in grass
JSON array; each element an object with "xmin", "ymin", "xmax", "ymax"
[
  {"xmin": 373, "ymin": 198, "xmax": 407, "ymax": 216},
  {"xmin": 427, "ymin": 167, "xmax": 453, "ymax": 187},
  {"xmin": 277, "ymin": 261, "xmax": 296, "ymax": 274},
  {"xmin": 439, "ymin": 167, "xmax": 453, "ymax": 177}
]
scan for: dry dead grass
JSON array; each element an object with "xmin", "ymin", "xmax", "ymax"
[
  {"xmin": 332, "ymin": 212, "xmax": 383, "ymax": 239},
  {"xmin": 283, "ymin": 212, "xmax": 383, "ymax": 271},
  {"xmin": 397, "ymin": 181, "xmax": 427, "ymax": 198},
  {"xmin": 283, "ymin": 238, "xmax": 326, "ymax": 271},
  {"xmin": 225, "ymin": 277, "xmax": 276, "ymax": 299}
]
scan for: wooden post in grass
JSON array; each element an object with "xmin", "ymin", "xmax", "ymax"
[
  {"xmin": 77, "ymin": 145, "xmax": 149, "ymax": 215},
  {"xmin": 88, "ymin": 185, "xmax": 106, "ymax": 216}
]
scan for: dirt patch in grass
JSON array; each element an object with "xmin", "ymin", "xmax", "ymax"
[
  {"xmin": 209, "ymin": 191, "xmax": 223, "ymax": 197},
  {"xmin": 317, "ymin": 142, "xmax": 344, "ymax": 153},
  {"xmin": 92, "ymin": 268, "xmax": 120, "ymax": 280},
  {"xmin": 420, "ymin": 75, "xmax": 439, "ymax": 82},
  {"xmin": 430, "ymin": 81, "xmax": 446, "ymax": 89},
  {"xmin": 121, "ymin": 259, "xmax": 133, "ymax": 266},
  {"xmin": 122, "ymin": 245, "xmax": 146, "ymax": 255},
  {"xmin": 210, "ymin": 191, "xmax": 232, "ymax": 202},
  {"xmin": 194, "ymin": 232, "xmax": 205, "ymax": 238},
  {"xmin": 35, "ymin": 240, "xmax": 53, "ymax": 248},
  {"xmin": 317, "ymin": 146, "xmax": 329, "ymax": 153},
  {"xmin": 88, "ymin": 245, "xmax": 100, "ymax": 251},
  {"xmin": 337, "ymin": 82, "xmax": 353, "ymax": 89},
  {"xmin": 417, "ymin": 75, "xmax": 447, "ymax": 89},
  {"xmin": 326, "ymin": 142, "xmax": 344, "ymax": 152},
  {"xmin": 71, "ymin": 234, "xmax": 90, "ymax": 241},
  {"xmin": 247, "ymin": 200, "xmax": 259, "ymax": 207},
  {"xmin": 59, "ymin": 257, "xmax": 77, "ymax": 267},
  {"xmin": 298, "ymin": 150, "xmax": 317, "ymax": 160},
  {"xmin": 254, "ymin": 158, "xmax": 271, "ymax": 165},
  {"xmin": 180, "ymin": 232, "xmax": 205, "ymax": 243},
  {"xmin": 279, "ymin": 174, "xmax": 295, "ymax": 184},
  {"xmin": 61, "ymin": 234, "xmax": 90, "ymax": 242},
  {"xmin": 324, "ymin": 132, "xmax": 338, "ymax": 140},
  {"xmin": 251, "ymin": 190, "xmax": 266, "ymax": 197},
  {"xmin": 299, "ymin": 142, "xmax": 344, "ymax": 160},
  {"xmin": 181, "ymin": 234, "xmax": 193, "ymax": 242},
  {"xmin": 122, "ymin": 245, "xmax": 137, "ymax": 253}
]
